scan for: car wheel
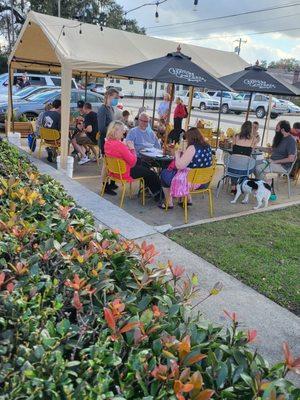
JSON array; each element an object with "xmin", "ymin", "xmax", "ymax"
[
  {"xmin": 256, "ymin": 107, "xmax": 265, "ymax": 119},
  {"xmin": 24, "ymin": 112, "xmax": 38, "ymax": 121},
  {"xmin": 270, "ymin": 113, "xmax": 278, "ymax": 119},
  {"xmin": 221, "ymin": 104, "xmax": 229, "ymax": 114},
  {"xmin": 200, "ymin": 102, "xmax": 206, "ymax": 111},
  {"xmin": 234, "ymin": 111, "xmax": 242, "ymax": 115}
]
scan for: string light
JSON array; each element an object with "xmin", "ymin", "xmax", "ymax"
[
  {"xmin": 79, "ymin": 23, "xmax": 82, "ymax": 34},
  {"xmin": 193, "ymin": 0, "xmax": 198, "ymax": 11},
  {"xmin": 155, "ymin": 2, "xmax": 159, "ymax": 23}
]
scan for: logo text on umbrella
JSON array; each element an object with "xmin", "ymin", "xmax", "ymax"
[
  {"xmin": 169, "ymin": 68, "xmax": 207, "ymax": 83},
  {"xmin": 243, "ymin": 79, "xmax": 276, "ymax": 90}
]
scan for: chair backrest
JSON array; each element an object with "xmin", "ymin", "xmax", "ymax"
[
  {"xmin": 226, "ymin": 153, "xmax": 255, "ymax": 177},
  {"xmin": 199, "ymin": 128, "xmax": 213, "ymax": 139},
  {"xmin": 40, "ymin": 127, "xmax": 60, "ymax": 141},
  {"xmin": 105, "ymin": 156, "xmax": 127, "ymax": 180},
  {"xmin": 187, "ymin": 160, "xmax": 216, "ymax": 187}
]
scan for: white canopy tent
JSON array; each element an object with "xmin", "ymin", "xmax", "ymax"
[{"xmin": 8, "ymin": 11, "xmax": 249, "ymax": 169}]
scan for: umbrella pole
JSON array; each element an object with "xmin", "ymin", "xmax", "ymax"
[
  {"xmin": 142, "ymin": 81, "xmax": 146, "ymax": 108},
  {"xmin": 185, "ymin": 86, "xmax": 194, "ymax": 131},
  {"xmin": 261, "ymin": 95, "xmax": 272, "ymax": 146},
  {"xmin": 85, "ymin": 72, "xmax": 88, "ymax": 102},
  {"xmin": 245, "ymin": 92, "xmax": 253, "ymax": 121},
  {"xmin": 216, "ymin": 90, "xmax": 223, "ymax": 149},
  {"xmin": 167, "ymin": 83, "xmax": 175, "ymax": 124},
  {"xmin": 152, "ymin": 81, "xmax": 158, "ymax": 129}
]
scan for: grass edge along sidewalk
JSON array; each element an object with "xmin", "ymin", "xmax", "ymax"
[
  {"xmin": 1, "ymin": 141, "xmax": 300, "ymax": 398},
  {"xmin": 168, "ymin": 206, "xmax": 300, "ymax": 316}
]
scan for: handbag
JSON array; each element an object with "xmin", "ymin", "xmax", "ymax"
[{"xmin": 27, "ymin": 133, "xmax": 37, "ymax": 152}]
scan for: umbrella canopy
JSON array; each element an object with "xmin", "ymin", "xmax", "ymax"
[
  {"xmin": 221, "ymin": 64, "xmax": 300, "ymax": 96},
  {"xmin": 108, "ymin": 50, "xmax": 231, "ymax": 91}
]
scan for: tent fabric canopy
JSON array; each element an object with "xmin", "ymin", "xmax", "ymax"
[
  {"xmin": 108, "ymin": 51, "xmax": 231, "ymax": 91},
  {"xmin": 221, "ymin": 65, "xmax": 300, "ymax": 96},
  {"xmin": 9, "ymin": 11, "xmax": 248, "ymax": 77}
]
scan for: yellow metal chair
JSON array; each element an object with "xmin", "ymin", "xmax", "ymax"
[
  {"xmin": 38, "ymin": 127, "xmax": 60, "ymax": 158},
  {"xmin": 183, "ymin": 161, "xmax": 216, "ymax": 223},
  {"xmin": 101, "ymin": 156, "xmax": 145, "ymax": 208},
  {"xmin": 225, "ymin": 127, "xmax": 236, "ymax": 139}
]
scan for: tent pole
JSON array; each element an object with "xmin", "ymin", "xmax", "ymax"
[
  {"xmin": 60, "ymin": 65, "xmax": 72, "ymax": 171},
  {"xmin": 152, "ymin": 81, "xmax": 158, "ymax": 129},
  {"xmin": 142, "ymin": 81, "xmax": 147, "ymax": 108},
  {"xmin": 261, "ymin": 95, "xmax": 272, "ymax": 146},
  {"xmin": 85, "ymin": 72, "xmax": 88, "ymax": 102},
  {"xmin": 167, "ymin": 83, "xmax": 175, "ymax": 124},
  {"xmin": 245, "ymin": 92, "xmax": 253, "ymax": 121},
  {"xmin": 185, "ymin": 86, "xmax": 194, "ymax": 131},
  {"xmin": 7, "ymin": 63, "xmax": 14, "ymax": 135},
  {"xmin": 216, "ymin": 90, "xmax": 223, "ymax": 149}
]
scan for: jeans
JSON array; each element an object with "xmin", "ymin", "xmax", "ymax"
[
  {"xmin": 130, "ymin": 160, "xmax": 163, "ymax": 200},
  {"xmin": 255, "ymin": 160, "xmax": 287, "ymax": 180}
]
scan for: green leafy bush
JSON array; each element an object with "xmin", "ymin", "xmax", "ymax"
[{"xmin": 0, "ymin": 141, "xmax": 299, "ymax": 400}]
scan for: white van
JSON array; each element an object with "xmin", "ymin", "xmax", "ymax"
[{"xmin": 0, "ymin": 73, "xmax": 78, "ymax": 95}]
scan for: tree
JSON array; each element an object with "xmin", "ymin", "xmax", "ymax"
[{"xmin": 268, "ymin": 58, "xmax": 300, "ymax": 72}]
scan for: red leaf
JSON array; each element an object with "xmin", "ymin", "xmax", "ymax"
[
  {"xmin": 119, "ymin": 321, "xmax": 141, "ymax": 334},
  {"xmin": 6, "ymin": 282, "xmax": 14, "ymax": 293},
  {"xmin": 104, "ymin": 307, "xmax": 116, "ymax": 331},
  {"xmin": 0, "ymin": 272, "xmax": 5, "ymax": 288},
  {"xmin": 186, "ymin": 353, "xmax": 207, "ymax": 366},
  {"xmin": 195, "ymin": 389, "xmax": 215, "ymax": 400},
  {"xmin": 72, "ymin": 291, "xmax": 83, "ymax": 311},
  {"xmin": 247, "ymin": 329, "xmax": 257, "ymax": 343}
]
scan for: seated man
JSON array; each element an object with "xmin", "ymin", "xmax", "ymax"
[
  {"xmin": 291, "ymin": 122, "xmax": 300, "ymax": 141},
  {"xmin": 71, "ymin": 100, "xmax": 85, "ymax": 121},
  {"xmin": 126, "ymin": 112, "xmax": 161, "ymax": 157},
  {"xmin": 72, "ymin": 102, "xmax": 98, "ymax": 165},
  {"xmin": 255, "ymin": 120, "xmax": 297, "ymax": 179},
  {"xmin": 42, "ymin": 99, "xmax": 61, "ymax": 162}
]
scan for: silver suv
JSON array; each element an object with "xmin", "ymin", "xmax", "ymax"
[{"xmin": 183, "ymin": 91, "xmax": 220, "ymax": 110}]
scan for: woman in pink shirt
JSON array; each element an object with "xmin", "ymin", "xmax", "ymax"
[{"xmin": 104, "ymin": 121, "xmax": 162, "ymax": 201}]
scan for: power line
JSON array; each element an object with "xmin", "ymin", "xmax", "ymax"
[
  {"xmin": 159, "ymin": 26, "xmax": 300, "ymax": 42},
  {"xmin": 146, "ymin": 2, "xmax": 300, "ymax": 30},
  {"xmin": 150, "ymin": 11, "xmax": 300, "ymax": 36}
]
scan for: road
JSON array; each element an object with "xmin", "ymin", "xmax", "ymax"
[{"xmin": 122, "ymin": 98, "xmax": 300, "ymax": 145}]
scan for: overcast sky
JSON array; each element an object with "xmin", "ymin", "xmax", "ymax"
[{"xmin": 118, "ymin": 0, "xmax": 300, "ymax": 64}]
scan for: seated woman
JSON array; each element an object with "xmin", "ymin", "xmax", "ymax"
[
  {"xmin": 255, "ymin": 120, "xmax": 297, "ymax": 179},
  {"xmin": 104, "ymin": 121, "xmax": 163, "ymax": 202},
  {"xmin": 159, "ymin": 127, "xmax": 212, "ymax": 209},
  {"xmin": 230, "ymin": 121, "xmax": 258, "ymax": 193}
]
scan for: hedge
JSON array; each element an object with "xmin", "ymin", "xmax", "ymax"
[{"xmin": 0, "ymin": 141, "xmax": 299, "ymax": 400}]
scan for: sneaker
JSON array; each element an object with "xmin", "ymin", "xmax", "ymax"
[
  {"xmin": 78, "ymin": 156, "xmax": 90, "ymax": 165},
  {"xmin": 110, "ymin": 182, "xmax": 118, "ymax": 190}
]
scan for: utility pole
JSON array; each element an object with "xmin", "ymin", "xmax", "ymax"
[
  {"xmin": 58, "ymin": 0, "xmax": 61, "ymax": 17},
  {"xmin": 234, "ymin": 38, "xmax": 247, "ymax": 56},
  {"xmin": 10, "ymin": 0, "xmax": 15, "ymax": 47}
]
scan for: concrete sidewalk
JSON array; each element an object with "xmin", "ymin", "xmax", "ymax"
[{"xmin": 27, "ymin": 151, "xmax": 300, "ymax": 385}]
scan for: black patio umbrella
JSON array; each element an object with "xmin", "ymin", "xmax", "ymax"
[
  {"xmin": 108, "ymin": 49, "xmax": 231, "ymax": 142},
  {"xmin": 221, "ymin": 63, "xmax": 300, "ymax": 143}
]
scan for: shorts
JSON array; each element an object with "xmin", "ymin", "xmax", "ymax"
[{"xmin": 75, "ymin": 133, "xmax": 95, "ymax": 146}]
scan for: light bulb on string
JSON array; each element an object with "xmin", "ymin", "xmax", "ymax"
[
  {"xmin": 79, "ymin": 23, "xmax": 82, "ymax": 34},
  {"xmin": 155, "ymin": 10, "xmax": 159, "ymax": 23},
  {"xmin": 193, "ymin": 0, "xmax": 198, "ymax": 11}
]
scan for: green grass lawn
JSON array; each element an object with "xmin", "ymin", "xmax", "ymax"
[{"xmin": 168, "ymin": 206, "xmax": 300, "ymax": 315}]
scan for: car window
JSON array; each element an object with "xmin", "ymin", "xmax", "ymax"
[
  {"xmin": 234, "ymin": 94, "xmax": 243, "ymax": 100},
  {"xmin": 51, "ymin": 77, "xmax": 61, "ymax": 86},
  {"xmin": 14, "ymin": 86, "xmax": 37, "ymax": 98},
  {"xmin": 223, "ymin": 92, "xmax": 231, "ymax": 98},
  {"xmin": 202, "ymin": 93, "xmax": 210, "ymax": 98},
  {"xmin": 71, "ymin": 92, "xmax": 78, "ymax": 103},
  {"xmin": 28, "ymin": 76, "xmax": 47, "ymax": 86},
  {"xmin": 254, "ymin": 95, "xmax": 262, "ymax": 101},
  {"xmin": 86, "ymin": 93, "xmax": 100, "ymax": 103},
  {"xmin": 194, "ymin": 93, "xmax": 200, "ymax": 99},
  {"xmin": 244, "ymin": 94, "xmax": 251, "ymax": 100}
]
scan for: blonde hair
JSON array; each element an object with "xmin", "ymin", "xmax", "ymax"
[
  {"xmin": 163, "ymin": 93, "xmax": 171, "ymax": 101},
  {"xmin": 106, "ymin": 120, "xmax": 125, "ymax": 140},
  {"xmin": 176, "ymin": 97, "xmax": 182, "ymax": 103}
]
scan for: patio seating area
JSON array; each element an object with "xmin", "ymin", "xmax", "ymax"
[{"xmin": 20, "ymin": 138, "xmax": 300, "ymax": 228}]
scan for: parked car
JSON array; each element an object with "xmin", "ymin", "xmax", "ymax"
[
  {"xmin": 278, "ymin": 99, "xmax": 300, "ymax": 114},
  {"xmin": 86, "ymin": 82, "xmax": 105, "ymax": 94},
  {"xmin": 207, "ymin": 91, "xmax": 288, "ymax": 119},
  {"xmin": 182, "ymin": 91, "xmax": 220, "ymax": 110},
  {"xmin": 0, "ymin": 85, "xmax": 57, "ymax": 103},
  {"xmin": 0, "ymin": 89, "xmax": 103, "ymax": 126},
  {"xmin": 0, "ymin": 73, "xmax": 78, "ymax": 95}
]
